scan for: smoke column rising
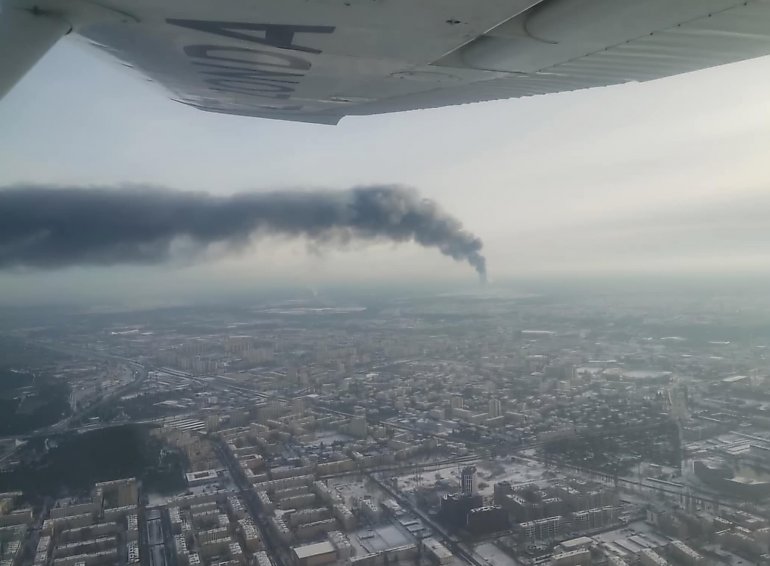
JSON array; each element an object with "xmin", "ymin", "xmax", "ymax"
[{"xmin": 0, "ymin": 184, "xmax": 487, "ymax": 279}]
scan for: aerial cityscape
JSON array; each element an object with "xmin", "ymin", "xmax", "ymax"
[
  {"xmin": 4, "ymin": 3, "xmax": 770, "ymax": 566},
  {"xmin": 2, "ymin": 283, "xmax": 770, "ymax": 566}
]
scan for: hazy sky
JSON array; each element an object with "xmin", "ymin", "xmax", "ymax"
[{"xmin": 2, "ymin": 37, "xmax": 770, "ymax": 305}]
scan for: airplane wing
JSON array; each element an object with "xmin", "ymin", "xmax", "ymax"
[{"xmin": 3, "ymin": 0, "xmax": 770, "ymax": 124}]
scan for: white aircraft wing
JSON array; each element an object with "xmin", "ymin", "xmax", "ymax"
[{"xmin": 3, "ymin": 0, "xmax": 770, "ymax": 124}]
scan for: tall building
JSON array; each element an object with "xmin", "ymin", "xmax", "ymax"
[
  {"xmin": 450, "ymin": 395, "xmax": 464, "ymax": 410},
  {"xmin": 93, "ymin": 478, "xmax": 138, "ymax": 508},
  {"xmin": 440, "ymin": 493, "xmax": 482, "ymax": 529},
  {"xmin": 519, "ymin": 516, "xmax": 563, "ymax": 541},
  {"xmin": 461, "ymin": 466, "xmax": 477, "ymax": 496},
  {"xmin": 467, "ymin": 506, "xmax": 509, "ymax": 535},
  {"xmin": 350, "ymin": 407, "xmax": 368, "ymax": 438},
  {"xmin": 488, "ymin": 398, "xmax": 502, "ymax": 418}
]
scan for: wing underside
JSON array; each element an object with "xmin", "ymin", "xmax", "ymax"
[{"xmin": 3, "ymin": 0, "xmax": 770, "ymax": 124}]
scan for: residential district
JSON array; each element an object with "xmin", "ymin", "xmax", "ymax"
[{"xmin": 3, "ymin": 288, "xmax": 770, "ymax": 566}]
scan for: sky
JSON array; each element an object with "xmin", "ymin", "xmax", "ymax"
[{"xmin": 2, "ymin": 37, "xmax": 770, "ymax": 306}]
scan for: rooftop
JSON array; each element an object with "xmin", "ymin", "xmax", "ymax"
[{"xmin": 292, "ymin": 541, "xmax": 335, "ymax": 560}]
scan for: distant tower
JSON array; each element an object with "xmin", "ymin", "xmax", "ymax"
[
  {"xmin": 667, "ymin": 375, "xmax": 688, "ymax": 474},
  {"xmin": 461, "ymin": 466, "xmax": 477, "ymax": 496},
  {"xmin": 451, "ymin": 395, "xmax": 464, "ymax": 410},
  {"xmin": 488, "ymin": 398, "xmax": 502, "ymax": 418},
  {"xmin": 350, "ymin": 406, "xmax": 368, "ymax": 438},
  {"xmin": 413, "ymin": 466, "xmax": 423, "ymax": 489}
]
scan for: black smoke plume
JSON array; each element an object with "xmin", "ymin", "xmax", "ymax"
[{"xmin": 0, "ymin": 185, "xmax": 487, "ymax": 279}]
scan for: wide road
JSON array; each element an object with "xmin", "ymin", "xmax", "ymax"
[
  {"xmin": 145, "ymin": 509, "xmax": 168, "ymax": 566},
  {"xmin": 212, "ymin": 438, "xmax": 289, "ymax": 566}
]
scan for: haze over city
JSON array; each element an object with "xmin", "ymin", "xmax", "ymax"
[{"xmin": 2, "ymin": 41, "xmax": 770, "ymax": 306}]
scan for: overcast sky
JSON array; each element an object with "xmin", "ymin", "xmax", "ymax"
[{"xmin": 2, "ymin": 37, "xmax": 770, "ymax": 306}]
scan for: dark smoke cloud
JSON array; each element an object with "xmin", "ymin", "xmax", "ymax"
[{"xmin": 0, "ymin": 185, "xmax": 487, "ymax": 279}]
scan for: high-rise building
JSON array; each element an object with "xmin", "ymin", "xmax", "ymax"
[
  {"xmin": 450, "ymin": 395, "xmax": 464, "ymax": 410},
  {"xmin": 467, "ymin": 506, "xmax": 509, "ymax": 535},
  {"xmin": 350, "ymin": 407, "xmax": 368, "ymax": 438},
  {"xmin": 93, "ymin": 478, "xmax": 137, "ymax": 509},
  {"xmin": 461, "ymin": 466, "xmax": 477, "ymax": 496},
  {"xmin": 519, "ymin": 516, "xmax": 563, "ymax": 541},
  {"xmin": 440, "ymin": 493, "xmax": 482, "ymax": 528}
]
